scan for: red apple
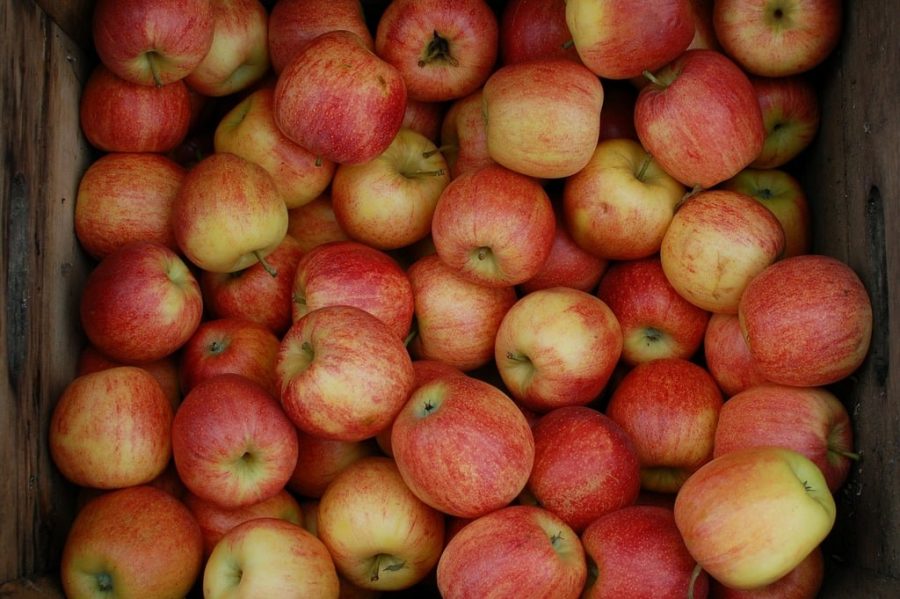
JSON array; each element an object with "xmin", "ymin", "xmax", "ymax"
[
  {"xmin": 286, "ymin": 194, "xmax": 350, "ymax": 253},
  {"xmin": 499, "ymin": 0, "xmax": 581, "ymax": 65},
  {"xmin": 519, "ymin": 219, "xmax": 608, "ymax": 294},
  {"xmin": 402, "ymin": 99, "xmax": 445, "ymax": 142},
  {"xmin": 77, "ymin": 344, "xmax": 181, "ymax": 410},
  {"xmin": 709, "ymin": 546, "xmax": 824, "ymax": 598},
  {"xmin": 439, "ymin": 89, "xmax": 496, "ymax": 179},
  {"xmin": 287, "ymin": 433, "xmax": 380, "ymax": 498},
  {"xmin": 703, "ymin": 313, "xmax": 770, "ymax": 397},
  {"xmin": 749, "ymin": 75, "xmax": 821, "ymax": 169},
  {"xmin": 687, "ymin": 0, "xmax": 721, "ymax": 52}
]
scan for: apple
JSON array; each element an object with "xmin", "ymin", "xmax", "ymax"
[
  {"xmin": 581, "ymin": 505, "xmax": 710, "ymax": 599},
  {"xmin": 203, "ymin": 517, "xmax": 340, "ymax": 599},
  {"xmin": 519, "ymin": 219, "xmax": 608, "ymax": 294},
  {"xmin": 80, "ymin": 241, "xmax": 203, "ymax": 364},
  {"xmin": 606, "ymin": 358, "xmax": 724, "ymax": 493},
  {"xmin": 276, "ymin": 305, "xmax": 415, "ymax": 442},
  {"xmin": 499, "ymin": 0, "xmax": 581, "ymax": 65},
  {"xmin": 77, "ymin": 344, "xmax": 181, "ymax": 410},
  {"xmin": 91, "ymin": 0, "xmax": 214, "ymax": 86},
  {"xmin": 287, "ymin": 432, "xmax": 380, "ymax": 498},
  {"xmin": 407, "ymin": 254, "xmax": 517, "ymax": 371},
  {"xmin": 391, "ymin": 374, "xmax": 535, "ymax": 518},
  {"xmin": 598, "ymin": 79, "xmax": 640, "ymax": 141},
  {"xmin": 318, "ymin": 457, "xmax": 445, "ymax": 591},
  {"xmin": 525, "ymin": 406, "xmax": 641, "ymax": 532},
  {"xmin": 173, "ymin": 152, "xmax": 289, "ymax": 274},
  {"xmin": 439, "ymin": 89, "xmax": 496, "ymax": 179},
  {"xmin": 273, "ymin": 30, "xmax": 407, "ymax": 165},
  {"xmin": 60, "ymin": 486, "xmax": 203, "ymax": 599},
  {"xmin": 709, "ymin": 545, "xmax": 824, "ymax": 598},
  {"xmin": 635, "ymin": 49, "xmax": 766, "ymax": 189},
  {"xmin": 331, "ymin": 128, "xmax": 450, "ymax": 250},
  {"xmin": 660, "ymin": 189, "xmax": 785, "ymax": 314},
  {"xmin": 713, "ymin": 0, "xmax": 843, "ymax": 77},
  {"xmin": 714, "ymin": 384, "xmax": 856, "ymax": 492},
  {"xmin": 286, "ymin": 194, "xmax": 351, "ymax": 253},
  {"xmin": 431, "ymin": 165, "xmax": 556, "ymax": 288},
  {"xmin": 687, "ymin": 0, "xmax": 721, "ymax": 52},
  {"xmin": 437, "ymin": 505, "xmax": 587, "ymax": 599},
  {"xmin": 674, "ymin": 447, "xmax": 836, "ymax": 590},
  {"xmin": 566, "ymin": 0, "xmax": 694, "ymax": 79},
  {"xmin": 79, "ymin": 64, "xmax": 191, "ymax": 153},
  {"xmin": 171, "ymin": 373, "xmax": 299, "ymax": 509},
  {"xmin": 563, "ymin": 138, "xmax": 686, "ymax": 260},
  {"xmin": 214, "ymin": 86, "xmax": 337, "ymax": 209},
  {"xmin": 402, "ymin": 99, "xmax": 445, "ymax": 142},
  {"xmin": 738, "ymin": 254, "xmax": 873, "ymax": 387},
  {"xmin": 291, "ymin": 241, "xmax": 415, "ymax": 340},
  {"xmin": 597, "ymin": 257, "xmax": 710, "ymax": 365},
  {"xmin": 749, "ymin": 75, "xmax": 821, "ymax": 169},
  {"xmin": 495, "ymin": 287, "xmax": 623, "ymax": 412},
  {"xmin": 703, "ymin": 313, "xmax": 770, "ymax": 397},
  {"xmin": 50, "ymin": 366, "xmax": 172, "ymax": 489},
  {"xmin": 483, "ymin": 59, "xmax": 603, "ymax": 179}
]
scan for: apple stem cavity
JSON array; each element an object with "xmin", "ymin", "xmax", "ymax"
[
  {"xmin": 687, "ymin": 563, "xmax": 703, "ymax": 599},
  {"xmin": 369, "ymin": 554, "xmax": 406, "ymax": 582},
  {"xmin": 419, "ymin": 30, "xmax": 458, "ymax": 68},
  {"xmin": 253, "ymin": 250, "xmax": 278, "ymax": 278}
]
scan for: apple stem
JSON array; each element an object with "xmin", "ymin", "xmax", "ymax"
[
  {"xmin": 561, "ymin": 39, "xmax": 574, "ymax": 50},
  {"xmin": 402, "ymin": 169, "xmax": 446, "ymax": 178},
  {"xmin": 419, "ymin": 30, "xmax": 458, "ymax": 67},
  {"xmin": 674, "ymin": 185, "xmax": 703, "ymax": 212},
  {"xmin": 636, "ymin": 152, "xmax": 653, "ymax": 182},
  {"xmin": 642, "ymin": 69, "xmax": 664, "ymax": 87},
  {"xmin": 403, "ymin": 326, "xmax": 417, "ymax": 348},
  {"xmin": 831, "ymin": 448, "xmax": 862, "ymax": 461},
  {"xmin": 687, "ymin": 563, "xmax": 703, "ymax": 599},
  {"xmin": 423, "ymin": 145, "xmax": 454, "ymax": 158},
  {"xmin": 506, "ymin": 351, "xmax": 529, "ymax": 363},
  {"xmin": 253, "ymin": 251, "xmax": 278, "ymax": 278},
  {"xmin": 146, "ymin": 52, "xmax": 163, "ymax": 88},
  {"xmin": 369, "ymin": 554, "xmax": 406, "ymax": 583}
]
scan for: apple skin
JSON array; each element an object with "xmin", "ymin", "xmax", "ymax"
[
  {"xmin": 91, "ymin": 0, "xmax": 214, "ymax": 87},
  {"xmin": 50, "ymin": 366, "xmax": 173, "ymax": 490},
  {"xmin": 519, "ymin": 219, "xmax": 608, "ymax": 294},
  {"xmin": 318, "ymin": 457, "xmax": 446, "ymax": 591},
  {"xmin": 374, "ymin": 0, "xmax": 499, "ymax": 102},
  {"xmin": 287, "ymin": 432, "xmax": 380, "ymax": 498},
  {"xmin": 703, "ymin": 313, "xmax": 770, "ymax": 397},
  {"xmin": 431, "ymin": 165, "xmax": 556, "ymax": 288},
  {"xmin": 581, "ymin": 505, "xmax": 710, "ymax": 599},
  {"xmin": 79, "ymin": 65, "xmax": 192, "ymax": 153},
  {"xmin": 171, "ymin": 373, "xmax": 299, "ymax": 509},
  {"xmin": 597, "ymin": 257, "xmax": 710, "ymax": 365},
  {"xmin": 709, "ymin": 545, "xmax": 824, "ymax": 599},
  {"xmin": 713, "ymin": 0, "xmax": 843, "ymax": 77},
  {"xmin": 203, "ymin": 517, "xmax": 340, "ymax": 599},
  {"xmin": 277, "ymin": 305, "xmax": 416, "ymax": 442},
  {"xmin": 499, "ymin": 0, "xmax": 582, "ymax": 65},
  {"xmin": 635, "ymin": 49, "xmax": 766, "ymax": 189},
  {"xmin": 286, "ymin": 194, "xmax": 351, "ymax": 254},
  {"xmin": 437, "ymin": 505, "xmax": 587, "ymax": 599},
  {"xmin": 483, "ymin": 59, "xmax": 604, "ymax": 179},
  {"xmin": 525, "ymin": 406, "xmax": 642, "ymax": 532},
  {"xmin": 738, "ymin": 254, "xmax": 873, "ymax": 387},
  {"xmin": 60, "ymin": 486, "xmax": 203, "ymax": 599},
  {"xmin": 80, "ymin": 241, "xmax": 203, "ymax": 364},
  {"xmin": 391, "ymin": 375, "xmax": 535, "ymax": 518},
  {"xmin": 660, "ymin": 189, "xmax": 785, "ymax": 314},
  {"xmin": 749, "ymin": 75, "xmax": 821, "ymax": 169},
  {"xmin": 77, "ymin": 344, "xmax": 181, "ymax": 410},
  {"xmin": 606, "ymin": 358, "xmax": 724, "ymax": 493},
  {"xmin": 439, "ymin": 89, "xmax": 496, "ymax": 179},
  {"xmin": 401, "ymin": 98, "xmax": 444, "ymax": 142},
  {"xmin": 674, "ymin": 447, "xmax": 836, "ymax": 590},
  {"xmin": 273, "ymin": 30, "xmax": 407, "ymax": 165}
]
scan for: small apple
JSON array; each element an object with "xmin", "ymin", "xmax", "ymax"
[
  {"xmin": 402, "ymin": 98, "xmax": 445, "ymax": 142},
  {"xmin": 77, "ymin": 344, "xmax": 180, "ymax": 411},
  {"xmin": 519, "ymin": 219, "xmax": 608, "ymax": 294},
  {"xmin": 286, "ymin": 194, "xmax": 350, "ymax": 254},
  {"xmin": 703, "ymin": 313, "xmax": 770, "ymax": 397},
  {"xmin": 499, "ymin": 0, "xmax": 582, "ymax": 65},
  {"xmin": 287, "ymin": 433, "xmax": 379, "ymax": 498},
  {"xmin": 749, "ymin": 75, "xmax": 821, "ymax": 169}
]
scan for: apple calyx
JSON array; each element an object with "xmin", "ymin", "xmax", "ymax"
[
  {"xmin": 207, "ymin": 339, "xmax": 229, "ymax": 355},
  {"xmin": 687, "ymin": 563, "xmax": 703, "ymax": 599},
  {"xmin": 369, "ymin": 553, "xmax": 407, "ymax": 582},
  {"xmin": 418, "ymin": 31, "xmax": 458, "ymax": 68},
  {"xmin": 252, "ymin": 250, "xmax": 278, "ymax": 278},
  {"xmin": 94, "ymin": 571, "xmax": 114, "ymax": 593},
  {"xmin": 144, "ymin": 51, "xmax": 164, "ymax": 88}
]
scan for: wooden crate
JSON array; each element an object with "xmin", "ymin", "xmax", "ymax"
[{"xmin": 1, "ymin": 0, "xmax": 897, "ymax": 596}]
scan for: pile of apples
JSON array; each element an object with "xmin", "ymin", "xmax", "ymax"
[{"xmin": 52, "ymin": 0, "xmax": 871, "ymax": 598}]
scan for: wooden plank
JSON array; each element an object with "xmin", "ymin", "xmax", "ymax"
[{"xmin": 33, "ymin": 0, "xmax": 95, "ymax": 51}]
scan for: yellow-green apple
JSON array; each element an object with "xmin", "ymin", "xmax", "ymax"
[
  {"xmin": 519, "ymin": 219, "xmax": 608, "ymax": 294},
  {"xmin": 525, "ymin": 406, "xmax": 641, "ymax": 531},
  {"xmin": 331, "ymin": 128, "xmax": 450, "ymax": 250},
  {"xmin": 318, "ymin": 457, "xmax": 445, "ymax": 591},
  {"xmin": 74, "ymin": 152, "xmax": 183, "ymax": 260},
  {"xmin": 483, "ymin": 59, "xmax": 603, "ymax": 179},
  {"xmin": 606, "ymin": 358, "xmax": 724, "ymax": 493},
  {"xmin": 401, "ymin": 98, "xmax": 444, "ymax": 142},
  {"xmin": 79, "ymin": 241, "xmax": 203, "ymax": 364},
  {"xmin": 495, "ymin": 287, "xmax": 623, "ymax": 412},
  {"xmin": 703, "ymin": 313, "xmax": 770, "ymax": 397},
  {"xmin": 674, "ymin": 447, "xmax": 836, "ymax": 589},
  {"xmin": 749, "ymin": 75, "xmax": 821, "ymax": 169},
  {"xmin": 214, "ymin": 86, "xmax": 336, "ymax": 209},
  {"xmin": 50, "ymin": 367, "xmax": 173, "ymax": 489},
  {"xmin": 77, "ymin": 344, "xmax": 181, "ymax": 410},
  {"xmin": 200, "ymin": 234, "xmax": 304, "ymax": 336},
  {"xmin": 273, "ymin": 30, "xmax": 407, "ymax": 165},
  {"xmin": 714, "ymin": 384, "xmax": 856, "ymax": 492},
  {"xmin": 713, "ymin": 0, "xmax": 843, "ymax": 77},
  {"xmin": 203, "ymin": 517, "xmax": 340, "ymax": 599},
  {"xmin": 598, "ymin": 80, "xmax": 640, "ymax": 141},
  {"xmin": 437, "ymin": 505, "xmax": 587, "ymax": 599},
  {"xmin": 178, "ymin": 317, "xmax": 280, "ymax": 396},
  {"xmin": 439, "ymin": 89, "xmax": 496, "ymax": 179},
  {"xmin": 79, "ymin": 65, "xmax": 191, "ymax": 153},
  {"xmin": 431, "ymin": 165, "xmax": 556, "ymax": 287},
  {"xmin": 660, "ymin": 189, "xmax": 785, "ymax": 314},
  {"xmin": 635, "ymin": 49, "xmax": 766, "ymax": 189},
  {"xmin": 407, "ymin": 254, "xmax": 517, "ymax": 371},
  {"xmin": 499, "ymin": 0, "xmax": 581, "ymax": 65},
  {"xmin": 276, "ymin": 305, "xmax": 415, "ymax": 441},
  {"xmin": 563, "ymin": 138, "xmax": 685, "ymax": 260},
  {"xmin": 709, "ymin": 545, "xmax": 824, "ymax": 598},
  {"xmin": 738, "ymin": 254, "xmax": 873, "ymax": 386},
  {"xmin": 597, "ymin": 257, "xmax": 710, "ymax": 365},
  {"xmin": 173, "ymin": 152, "xmax": 289, "ymax": 274},
  {"xmin": 171, "ymin": 373, "xmax": 299, "ymax": 508},
  {"xmin": 291, "ymin": 241, "xmax": 415, "ymax": 339},
  {"xmin": 566, "ymin": 0, "xmax": 694, "ymax": 79},
  {"xmin": 60, "ymin": 486, "xmax": 203, "ymax": 599},
  {"xmin": 184, "ymin": 0, "xmax": 269, "ymax": 97},
  {"xmin": 91, "ymin": 0, "xmax": 214, "ymax": 86},
  {"xmin": 267, "ymin": 0, "xmax": 373, "ymax": 74},
  {"xmin": 286, "ymin": 194, "xmax": 350, "ymax": 253},
  {"xmin": 374, "ymin": 0, "xmax": 498, "ymax": 102},
  {"xmin": 718, "ymin": 168, "xmax": 812, "ymax": 258},
  {"xmin": 581, "ymin": 505, "xmax": 709, "ymax": 599},
  {"xmin": 391, "ymin": 375, "xmax": 535, "ymax": 518},
  {"xmin": 184, "ymin": 489, "xmax": 302, "ymax": 557},
  {"xmin": 287, "ymin": 433, "xmax": 379, "ymax": 498}
]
